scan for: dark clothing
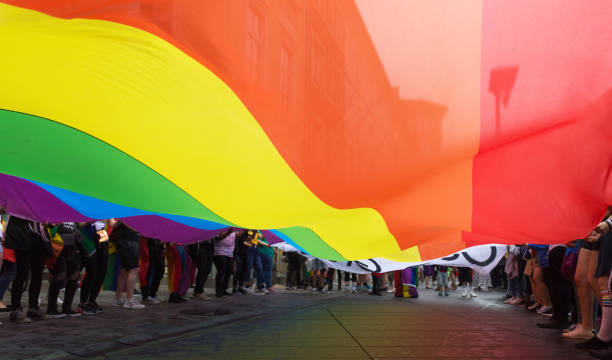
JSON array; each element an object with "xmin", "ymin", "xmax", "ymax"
[
  {"xmin": 232, "ymin": 232, "xmax": 249, "ymax": 289},
  {"xmin": 544, "ymin": 246, "xmax": 572, "ymax": 323},
  {"xmin": 3, "ymin": 216, "xmax": 35, "ymax": 251},
  {"xmin": 213, "ymin": 255, "xmax": 233, "ymax": 295},
  {"xmin": 141, "ymin": 238, "xmax": 165, "ymax": 299},
  {"xmin": 111, "ymin": 223, "xmax": 140, "ymax": 270},
  {"xmin": 10, "ymin": 221, "xmax": 45, "ymax": 311},
  {"xmin": 327, "ymin": 268, "xmax": 342, "ymax": 290},
  {"xmin": 286, "ymin": 252, "xmax": 302, "ymax": 287},
  {"xmin": 458, "ymin": 267, "xmax": 473, "ymax": 284},
  {"xmin": 233, "ymin": 247, "xmax": 249, "ymax": 289},
  {"xmin": 81, "ymin": 241, "xmax": 109, "ymax": 304},
  {"xmin": 188, "ymin": 240, "xmax": 214, "ymax": 295},
  {"xmin": 48, "ymin": 245, "xmax": 81, "ymax": 313},
  {"xmin": 595, "ymin": 232, "xmax": 612, "ymax": 278}
]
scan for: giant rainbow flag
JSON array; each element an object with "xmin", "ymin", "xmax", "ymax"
[{"xmin": 0, "ymin": 1, "xmax": 610, "ymax": 262}]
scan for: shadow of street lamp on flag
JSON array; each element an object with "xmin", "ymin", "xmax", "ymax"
[{"xmin": 488, "ymin": 66, "xmax": 519, "ymax": 135}]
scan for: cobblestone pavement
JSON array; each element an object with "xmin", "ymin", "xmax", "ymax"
[{"xmin": 0, "ymin": 285, "xmax": 601, "ymax": 359}]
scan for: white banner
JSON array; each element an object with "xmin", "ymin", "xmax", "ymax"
[{"xmin": 275, "ymin": 243, "xmax": 506, "ymax": 275}]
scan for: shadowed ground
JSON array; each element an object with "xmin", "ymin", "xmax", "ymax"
[{"xmin": 0, "ymin": 286, "xmax": 598, "ymax": 359}]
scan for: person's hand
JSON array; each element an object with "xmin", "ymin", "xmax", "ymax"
[
  {"xmin": 586, "ymin": 230, "xmax": 602, "ymax": 243},
  {"xmin": 595, "ymin": 221, "xmax": 611, "ymax": 235}
]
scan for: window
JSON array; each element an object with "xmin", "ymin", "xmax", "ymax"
[
  {"xmin": 280, "ymin": 45, "xmax": 293, "ymax": 109},
  {"xmin": 310, "ymin": 33, "xmax": 325, "ymax": 87},
  {"xmin": 246, "ymin": 6, "xmax": 264, "ymax": 85}
]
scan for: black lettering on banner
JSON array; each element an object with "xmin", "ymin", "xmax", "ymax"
[
  {"xmin": 461, "ymin": 246, "xmax": 497, "ymax": 266},
  {"xmin": 354, "ymin": 259, "xmax": 381, "ymax": 273},
  {"xmin": 441, "ymin": 254, "xmax": 460, "ymax": 261}
]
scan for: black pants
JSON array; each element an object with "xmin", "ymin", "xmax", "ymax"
[
  {"xmin": 344, "ymin": 271, "xmax": 357, "ymax": 282},
  {"xmin": 142, "ymin": 239, "xmax": 165, "ymax": 299},
  {"xmin": 544, "ymin": 246, "xmax": 572, "ymax": 323},
  {"xmin": 80, "ymin": 242, "xmax": 109, "ymax": 304},
  {"xmin": 213, "ymin": 255, "xmax": 233, "ymax": 295},
  {"xmin": 327, "ymin": 269, "xmax": 342, "ymax": 290},
  {"xmin": 233, "ymin": 248, "xmax": 248, "ymax": 289},
  {"xmin": 286, "ymin": 252, "xmax": 301, "ymax": 287},
  {"xmin": 11, "ymin": 239, "xmax": 44, "ymax": 311},
  {"xmin": 48, "ymin": 245, "xmax": 81, "ymax": 313},
  {"xmin": 188, "ymin": 241, "xmax": 213, "ymax": 294},
  {"xmin": 372, "ymin": 273, "xmax": 383, "ymax": 294}
]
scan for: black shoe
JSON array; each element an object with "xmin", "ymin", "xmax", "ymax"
[
  {"xmin": 178, "ymin": 296, "xmax": 187, "ymax": 303},
  {"xmin": 78, "ymin": 303, "xmax": 96, "ymax": 315},
  {"xmin": 239, "ymin": 287, "xmax": 248, "ymax": 294},
  {"xmin": 45, "ymin": 309, "xmax": 66, "ymax": 319},
  {"xmin": 576, "ymin": 336, "xmax": 612, "ymax": 350},
  {"xmin": 27, "ymin": 307, "xmax": 44, "ymax": 320},
  {"xmin": 89, "ymin": 301, "xmax": 103, "ymax": 312},
  {"xmin": 168, "ymin": 294, "xmax": 182, "ymax": 303},
  {"xmin": 64, "ymin": 309, "xmax": 82, "ymax": 317},
  {"xmin": 537, "ymin": 321, "xmax": 569, "ymax": 329},
  {"xmin": 215, "ymin": 293, "xmax": 225, "ymax": 298},
  {"xmin": 223, "ymin": 291, "xmax": 233, "ymax": 297},
  {"xmin": 232, "ymin": 288, "xmax": 238, "ymax": 294}
]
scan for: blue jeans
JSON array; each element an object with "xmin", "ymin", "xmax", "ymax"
[
  {"xmin": 247, "ymin": 247, "xmax": 264, "ymax": 288},
  {"xmin": 509, "ymin": 276, "xmax": 524, "ymax": 298},
  {"xmin": 438, "ymin": 271, "xmax": 449, "ymax": 290},
  {"xmin": 260, "ymin": 252, "xmax": 273, "ymax": 289},
  {"xmin": 0, "ymin": 260, "xmax": 17, "ymax": 300}
]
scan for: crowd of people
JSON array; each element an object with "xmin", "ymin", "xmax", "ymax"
[
  {"xmin": 0, "ymin": 206, "xmax": 287, "ymax": 323},
  {"xmin": 2, "ymin": 203, "xmax": 612, "ymax": 355},
  {"xmin": 494, "ymin": 208, "xmax": 612, "ymax": 353}
]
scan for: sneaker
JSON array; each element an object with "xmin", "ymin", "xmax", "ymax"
[
  {"xmin": 10, "ymin": 310, "xmax": 32, "ymax": 323},
  {"xmin": 263, "ymin": 288, "xmax": 270, "ymax": 294},
  {"xmin": 337, "ymin": 285, "xmax": 341, "ymax": 291},
  {"xmin": 77, "ymin": 303, "xmax": 96, "ymax": 315},
  {"xmin": 470, "ymin": 290, "xmax": 478, "ymax": 298},
  {"xmin": 27, "ymin": 307, "xmax": 44, "ymax": 320},
  {"xmin": 64, "ymin": 309, "xmax": 82, "ymax": 317},
  {"xmin": 232, "ymin": 287, "xmax": 238, "ymax": 294},
  {"xmin": 444, "ymin": 292, "xmax": 449, "ymax": 296},
  {"xmin": 439, "ymin": 292, "xmax": 443, "ymax": 296},
  {"xmin": 253, "ymin": 288, "xmax": 266, "ymax": 296},
  {"xmin": 286, "ymin": 285, "xmax": 294, "ymax": 290},
  {"xmin": 144, "ymin": 296, "xmax": 161, "ymax": 304},
  {"xmin": 239, "ymin": 287, "xmax": 248, "ymax": 295},
  {"xmin": 311, "ymin": 287, "xmax": 317, "ymax": 293},
  {"xmin": 321, "ymin": 288, "xmax": 328, "ymax": 294},
  {"xmin": 461, "ymin": 288, "xmax": 468, "ymax": 297},
  {"xmin": 45, "ymin": 309, "xmax": 66, "ymax": 319},
  {"xmin": 89, "ymin": 302, "xmax": 103, "ymax": 312},
  {"xmin": 111, "ymin": 297, "xmax": 125, "ymax": 307},
  {"xmin": 386, "ymin": 288, "xmax": 395, "ymax": 293},
  {"xmin": 123, "ymin": 297, "xmax": 145, "ymax": 309}
]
